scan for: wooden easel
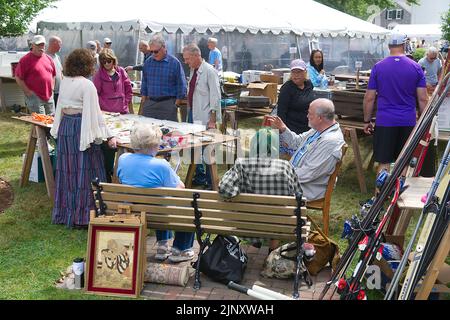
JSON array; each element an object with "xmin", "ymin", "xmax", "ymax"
[{"xmin": 415, "ymin": 225, "xmax": 450, "ymax": 300}]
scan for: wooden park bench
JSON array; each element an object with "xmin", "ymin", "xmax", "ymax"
[{"xmin": 92, "ymin": 180, "xmax": 311, "ymax": 298}]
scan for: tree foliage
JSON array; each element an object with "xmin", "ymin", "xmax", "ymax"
[
  {"xmin": 442, "ymin": 8, "xmax": 450, "ymax": 42},
  {"xmin": 0, "ymin": 0, "xmax": 58, "ymax": 36},
  {"xmin": 315, "ymin": 0, "xmax": 420, "ymax": 20}
]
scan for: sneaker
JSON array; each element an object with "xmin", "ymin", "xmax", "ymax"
[
  {"xmin": 154, "ymin": 241, "xmax": 171, "ymax": 261},
  {"xmin": 168, "ymin": 248, "xmax": 195, "ymax": 263}
]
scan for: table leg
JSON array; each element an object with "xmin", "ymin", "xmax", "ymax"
[
  {"xmin": 345, "ymin": 128, "xmax": 367, "ymax": 193},
  {"xmin": 367, "ymin": 151, "xmax": 375, "ymax": 172},
  {"xmin": 112, "ymin": 146, "xmax": 126, "ymax": 183},
  {"xmin": 392, "ymin": 209, "xmax": 414, "ymax": 237},
  {"xmin": 204, "ymin": 142, "xmax": 219, "ymax": 191},
  {"xmin": 20, "ymin": 126, "xmax": 38, "ymax": 187},
  {"xmin": 35, "ymin": 126, "xmax": 55, "ymax": 202},
  {"xmin": 0, "ymin": 77, "xmax": 7, "ymax": 112},
  {"xmin": 128, "ymin": 101, "xmax": 134, "ymax": 114},
  {"xmin": 207, "ymin": 145, "xmax": 219, "ymax": 191},
  {"xmin": 208, "ymin": 162, "xmax": 219, "ymax": 191},
  {"xmin": 182, "ymin": 147, "xmax": 195, "ymax": 188},
  {"xmin": 180, "ymin": 106, "xmax": 188, "ymax": 123}
]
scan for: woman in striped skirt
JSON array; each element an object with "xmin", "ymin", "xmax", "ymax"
[{"xmin": 50, "ymin": 48, "xmax": 117, "ymax": 227}]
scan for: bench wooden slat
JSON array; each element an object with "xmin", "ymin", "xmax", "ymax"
[
  {"xmin": 102, "ymin": 201, "xmax": 306, "ymax": 225},
  {"xmin": 99, "ymin": 183, "xmax": 300, "ymax": 206},
  {"xmin": 148, "ymin": 222, "xmax": 310, "ymax": 241},
  {"xmin": 146, "ymin": 215, "xmax": 303, "ymax": 234},
  {"xmin": 100, "ymin": 192, "xmax": 300, "ymax": 216}
]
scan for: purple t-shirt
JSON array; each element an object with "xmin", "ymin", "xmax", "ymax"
[{"xmin": 368, "ymin": 56, "xmax": 426, "ymax": 127}]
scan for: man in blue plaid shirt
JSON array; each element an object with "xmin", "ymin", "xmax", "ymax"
[{"xmin": 140, "ymin": 35, "xmax": 187, "ymax": 121}]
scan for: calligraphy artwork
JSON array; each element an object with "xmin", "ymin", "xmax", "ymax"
[{"xmin": 93, "ymin": 231, "xmax": 135, "ymax": 289}]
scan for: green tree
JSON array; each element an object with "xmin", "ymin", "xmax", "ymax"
[
  {"xmin": 315, "ymin": 0, "xmax": 420, "ymax": 20},
  {"xmin": 442, "ymin": 8, "xmax": 450, "ymax": 42},
  {"xmin": 0, "ymin": 0, "xmax": 58, "ymax": 36}
]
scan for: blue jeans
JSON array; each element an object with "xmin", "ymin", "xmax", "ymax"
[{"xmin": 156, "ymin": 230, "xmax": 195, "ymax": 251}]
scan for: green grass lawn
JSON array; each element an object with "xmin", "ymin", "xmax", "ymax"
[{"xmin": 0, "ymin": 110, "xmax": 441, "ymax": 300}]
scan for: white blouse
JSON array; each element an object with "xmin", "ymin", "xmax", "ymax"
[{"xmin": 50, "ymin": 76, "xmax": 112, "ymax": 151}]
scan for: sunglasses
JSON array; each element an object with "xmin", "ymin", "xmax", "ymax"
[
  {"xmin": 102, "ymin": 59, "xmax": 113, "ymax": 64},
  {"xmin": 150, "ymin": 47, "xmax": 164, "ymax": 54}
]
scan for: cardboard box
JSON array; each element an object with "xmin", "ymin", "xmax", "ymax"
[
  {"xmin": 23, "ymin": 151, "xmax": 56, "ymax": 183},
  {"xmin": 259, "ymin": 74, "xmax": 281, "ymax": 84},
  {"xmin": 247, "ymin": 82, "xmax": 278, "ymax": 105},
  {"xmin": 271, "ymin": 68, "xmax": 290, "ymax": 78},
  {"xmin": 241, "ymin": 70, "xmax": 272, "ymax": 84}
]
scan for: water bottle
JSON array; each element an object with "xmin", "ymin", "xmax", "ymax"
[{"xmin": 73, "ymin": 258, "xmax": 85, "ymax": 289}]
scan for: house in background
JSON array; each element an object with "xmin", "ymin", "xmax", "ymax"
[
  {"xmin": 372, "ymin": 0, "xmax": 449, "ymax": 30},
  {"xmin": 373, "ymin": 2, "xmax": 411, "ymax": 29}
]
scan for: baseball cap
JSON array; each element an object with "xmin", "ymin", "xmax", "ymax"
[
  {"xmin": 389, "ymin": 32, "xmax": 407, "ymax": 45},
  {"xmin": 32, "ymin": 35, "xmax": 46, "ymax": 45},
  {"xmin": 86, "ymin": 40, "xmax": 97, "ymax": 49},
  {"xmin": 290, "ymin": 59, "xmax": 307, "ymax": 71},
  {"xmin": 104, "ymin": 37, "xmax": 112, "ymax": 44}
]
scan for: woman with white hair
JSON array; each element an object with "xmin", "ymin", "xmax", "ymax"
[{"xmin": 117, "ymin": 123, "xmax": 195, "ymax": 263}]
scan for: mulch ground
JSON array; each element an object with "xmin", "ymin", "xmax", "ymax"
[{"xmin": 0, "ymin": 178, "xmax": 14, "ymax": 214}]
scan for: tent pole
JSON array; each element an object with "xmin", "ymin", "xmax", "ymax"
[{"xmin": 80, "ymin": 30, "xmax": 83, "ymax": 52}]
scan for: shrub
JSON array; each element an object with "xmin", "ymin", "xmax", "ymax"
[{"xmin": 412, "ymin": 48, "xmax": 426, "ymax": 62}]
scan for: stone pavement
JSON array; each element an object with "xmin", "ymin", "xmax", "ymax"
[{"xmin": 141, "ymin": 236, "xmax": 338, "ymax": 300}]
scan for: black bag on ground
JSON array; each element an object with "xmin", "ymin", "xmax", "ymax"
[{"xmin": 198, "ymin": 235, "xmax": 248, "ymax": 284}]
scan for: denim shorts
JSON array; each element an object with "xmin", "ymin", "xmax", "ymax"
[{"xmin": 25, "ymin": 93, "xmax": 55, "ymax": 114}]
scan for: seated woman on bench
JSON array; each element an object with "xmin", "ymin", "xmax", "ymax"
[{"xmin": 117, "ymin": 123, "xmax": 195, "ymax": 263}]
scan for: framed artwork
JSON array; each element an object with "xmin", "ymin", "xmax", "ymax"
[{"xmin": 85, "ymin": 211, "xmax": 146, "ymax": 298}]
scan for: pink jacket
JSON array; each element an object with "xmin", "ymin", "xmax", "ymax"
[{"xmin": 93, "ymin": 66, "xmax": 132, "ymax": 114}]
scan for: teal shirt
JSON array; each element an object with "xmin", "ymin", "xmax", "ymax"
[{"xmin": 307, "ymin": 64, "xmax": 327, "ymax": 88}]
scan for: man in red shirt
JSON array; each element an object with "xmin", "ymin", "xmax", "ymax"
[{"xmin": 15, "ymin": 35, "xmax": 56, "ymax": 114}]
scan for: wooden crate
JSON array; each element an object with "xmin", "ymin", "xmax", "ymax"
[{"xmin": 332, "ymin": 89, "xmax": 376, "ymax": 120}]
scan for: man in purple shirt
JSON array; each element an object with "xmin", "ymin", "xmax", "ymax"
[{"xmin": 363, "ymin": 33, "xmax": 429, "ymax": 175}]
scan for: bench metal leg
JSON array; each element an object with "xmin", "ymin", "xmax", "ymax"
[
  {"xmin": 293, "ymin": 192, "xmax": 313, "ymax": 299},
  {"xmin": 192, "ymin": 192, "xmax": 209, "ymax": 290},
  {"xmin": 193, "ymin": 234, "xmax": 211, "ymax": 291},
  {"xmin": 293, "ymin": 192, "xmax": 304, "ymax": 299},
  {"xmin": 92, "ymin": 178, "xmax": 107, "ymax": 217}
]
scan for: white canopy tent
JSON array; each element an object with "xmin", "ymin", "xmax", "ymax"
[
  {"xmin": 2, "ymin": 0, "xmax": 390, "ymax": 73},
  {"xmin": 391, "ymin": 24, "xmax": 443, "ymax": 44},
  {"xmin": 31, "ymin": 0, "xmax": 389, "ymax": 39}
]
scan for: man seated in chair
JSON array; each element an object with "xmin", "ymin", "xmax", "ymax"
[{"xmin": 266, "ymin": 98, "xmax": 345, "ymax": 201}]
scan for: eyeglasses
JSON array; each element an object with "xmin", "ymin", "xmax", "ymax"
[{"xmin": 102, "ymin": 59, "xmax": 113, "ymax": 64}]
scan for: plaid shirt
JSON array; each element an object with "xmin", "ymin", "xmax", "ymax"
[
  {"xmin": 219, "ymin": 158, "xmax": 302, "ymax": 199},
  {"xmin": 141, "ymin": 53, "xmax": 187, "ymax": 99}
]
